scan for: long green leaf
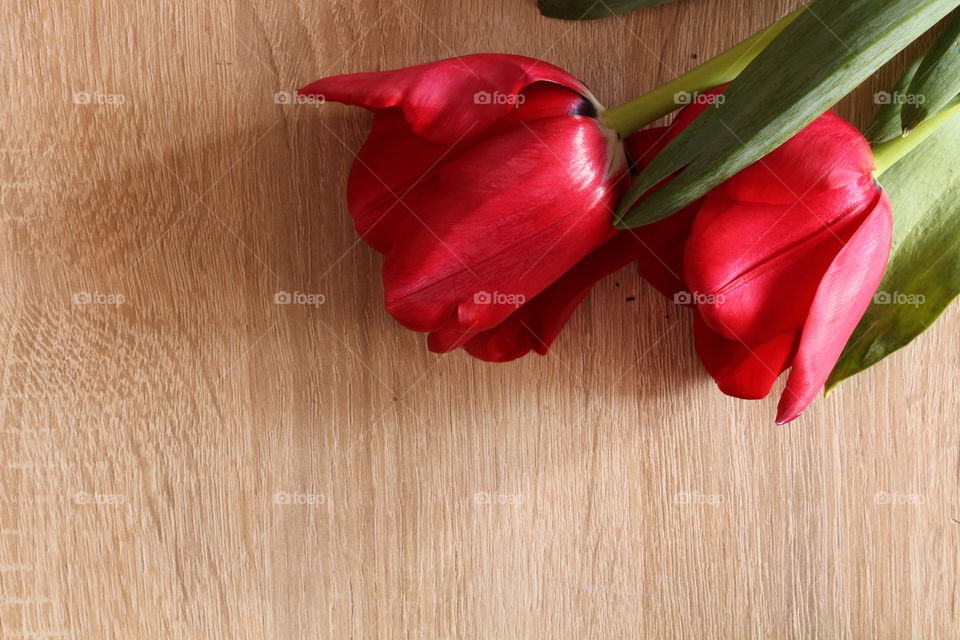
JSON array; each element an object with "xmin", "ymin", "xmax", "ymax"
[
  {"xmin": 827, "ymin": 110, "xmax": 960, "ymax": 391},
  {"xmin": 865, "ymin": 57, "xmax": 922, "ymax": 143},
  {"xmin": 537, "ymin": 0, "xmax": 674, "ymax": 20},
  {"xmin": 616, "ymin": 0, "xmax": 960, "ymax": 229},
  {"xmin": 903, "ymin": 11, "xmax": 960, "ymax": 129},
  {"xmin": 864, "ymin": 36, "xmax": 960, "ymax": 142}
]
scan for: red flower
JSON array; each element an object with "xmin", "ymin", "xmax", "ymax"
[
  {"xmin": 630, "ymin": 89, "xmax": 893, "ymax": 424},
  {"xmin": 300, "ymin": 55, "xmax": 629, "ymax": 360}
]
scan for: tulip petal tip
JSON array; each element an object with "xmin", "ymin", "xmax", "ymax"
[{"xmin": 775, "ymin": 409, "xmax": 801, "ymax": 426}]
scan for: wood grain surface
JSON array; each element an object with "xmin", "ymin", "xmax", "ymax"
[{"xmin": 3, "ymin": 0, "xmax": 958, "ymax": 637}]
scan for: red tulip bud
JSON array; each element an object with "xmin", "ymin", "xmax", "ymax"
[
  {"xmin": 630, "ymin": 88, "xmax": 893, "ymax": 423},
  {"xmin": 300, "ymin": 54, "xmax": 629, "ymax": 361}
]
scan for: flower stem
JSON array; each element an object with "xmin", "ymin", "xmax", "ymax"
[
  {"xmin": 601, "ymin": 7, "xmax": 806, "ymax": 138},
  {"xmin": 873, "ymin": 103, "xmax": 960, "ymax": 176}
]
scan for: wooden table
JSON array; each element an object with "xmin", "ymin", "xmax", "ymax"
[{"xmin": 4, "ymin": 0, "xmax": 958, "ymax": 637}]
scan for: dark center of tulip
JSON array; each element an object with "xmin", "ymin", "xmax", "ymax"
[{"xmin": 569, "ymin": 98, "xmax": 599, "ymax": 119}]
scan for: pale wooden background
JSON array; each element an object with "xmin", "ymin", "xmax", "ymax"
[{"xmin": 2, "ymin": 0, "xmax": 958, "ymax": 637}]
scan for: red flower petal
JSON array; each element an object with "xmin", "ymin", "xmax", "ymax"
[
  {"xmin": 347, "ymin": 83, "xmax": 598, "ymax": 254},
  {"xmin": 624, "ymin": 126, "xmax": 700, "ymax": 300},
  {"xmin": 630, "ymin": 204, "xmax": 699, "ymax": 301},
  {"xmin": 428, "ymin": 231, "xmax": 645, "ymax": 361},
  {"xmin": 382, "ymin": 115, "xmax": 623, "ymax": 334},
  {"xmin": 709, "ymin": 112, "xmax": 875, "ymax": 206},
  {"xmin": 776, "ymin": 191, "xmax": 893, "ymax": 424},
  {"xmin": 299, "ymin": 54, "xmax": 591, "ymax": 144},
  {"xmin": 492, "ymin": 82, "xmax": 597, "ymax": 129},
  {"xmin": 624, "ymin": 126, "xmax": 674, "ymax": 172},
  {"xmin": 693, "ymin": 314, "xmax": 798, "ymax": 400},
  {"xmin": 667, "ymin": 88, "xmax": 875, "ymax": 206},
  {"xmin": 347, "ymin": 110, "xmax": 462, "ymax": 253},
  {"xmin": 684, "ymin": 177, "xmax": 879, "ymax": 345}
]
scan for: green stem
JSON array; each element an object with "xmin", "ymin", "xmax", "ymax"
[
  {"xmin": 600, "ymin": 6, "xmax": 806, "ymax": 138},
  {"xmin": 873, "ymin": 102, "xmax": 960, "ymax": 176}
]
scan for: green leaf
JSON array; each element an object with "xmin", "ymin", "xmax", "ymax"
[
  {"xmin": 865, "ymin": 57, "xmax": 922, "ymax": 143},
  {"xmin": 863, "ymin": 40, "xmax": 960, "ymax": 143},
  {"xmin": 903, "ymin": 11, "xmax": 960, "ymax": 129},
  {"xmin": 615, "ymin": 0, "xmax": 960, "ymax": 229},
  {"xmin": 826, "ymin": 109, "xmax": 960, "ymax": 391},
  {"xmin": 537, "ymin": 0, "xmax": 674, "ymax": 20}
]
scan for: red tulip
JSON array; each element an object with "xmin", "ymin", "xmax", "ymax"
[
  {"xmin": 300, "ymin": 55, "xmax": 629, "ymax": 360},
  {"xmin": 630, "ymin": 89, "xmax": 893, "ymax": 424}
]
